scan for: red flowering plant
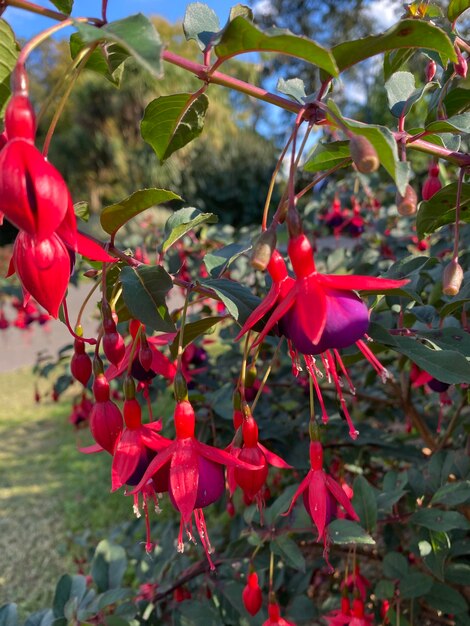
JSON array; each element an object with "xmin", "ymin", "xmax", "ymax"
[{"xmin": 2, "ymin": 2, "xmax": 470, "ymax": 625}]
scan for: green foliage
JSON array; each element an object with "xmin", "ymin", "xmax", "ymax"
[{"xmin": 0, "ymin": 20, "xmax": 19, "ymax": 119}]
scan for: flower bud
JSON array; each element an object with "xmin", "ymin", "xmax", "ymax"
[
  {"xmin": 349, "ymin": 135, "xmax": 379, "ymax": 173},
  {"xmin": 242, "ymin": 572, "xmax": 263, "ymax": 616},
  {"xmin": 455, "ymin": 51, "xmax": 468, "ymax": 78},
  {"xmin": 422, "ymin": 175, "xmax": 441, "ymax": 201},
  {"xmin": 396, "ymin": 185, "xmax": 417, "ymax": 216},
  {"xmin": 442, "ymin": 261, "xmax": 464, "ymax": 296},
  {"xmin": 251, "ymin": 228, "xmax": 277, "ymax": 271},
  {"xmin": 71, "ymin": 339, "xmax": 92, "ymax": 386},
  {"xmin": 426, "ymin": 59, "xmax": 437, "ymax": 82},
  {"xmin": 5, "ymin": 94, "xmax": 36, "ymax": 141}
]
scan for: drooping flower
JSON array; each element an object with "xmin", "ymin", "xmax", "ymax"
[
  {"xmin": 237, "ymin": 235, "xmax": 408, "ymax": 438},
  {"xmin": 341, "ymin": 565, "xmax": 371, "ymax": 601},
  {"xmin": 422, "ymin": 162, "xmax": 441, "ymax": 201},
  {"xmin": 284, "ymin": 440, "xmax": 359, "ymax": 565},
  {"xmin": 263, "ymin": 602, "xmax": 297, "ymax": 626},
  {"xmin": 323, "ymin": 595, "xmax": 351, "ymax": 625},
  {"xmin": 70, "ymin": 339, "xmax": 92, "ymax": 386},
  {"xmin": 242, "ymin": 571, "xmax": 263, "ymax": 616},
  {"xmin": 88, "ymin": 373, "xmax": 123, "ymax": 454},
  {"xmin": 132, "ymin": 400, "xmax": 259, "ymax": 567}
]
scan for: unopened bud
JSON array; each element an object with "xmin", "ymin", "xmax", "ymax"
[
  {"xmin": 245, "ymin": 365, "xmax": 257, "ymax": 388},
  {"xmin": 442, "ymin": 261, "xmax": 464, "ymax": 296},
  {"xmin": 426, "ymin": 59, "xmax": 437, "ymax": 82},
  {"xmin": 83, "ymin": 269, "xmax": 99, "ymax": 278},
  {"xmin": 455, "ymin": 51, "xmax": 468, "ymax": 78},
  {"xmin": 251, "ymin": 229, "xmax": 277, "ymax": 271},
  {"xmin": 396, "ymin": 185, "xmax": 417, "ymax": 216},
  {"xmin": 349, "ymin": 135, "xmax": 379, "ymax": 174},
  {"xmin": 5, "ymin": 93, "xmax": 36, "ymax": 141}
]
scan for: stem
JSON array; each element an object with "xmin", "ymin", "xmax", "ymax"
[
  {"xmin": 238, "ymin": 332, "xmax": 251, "ymax": 401},
  {"xmin": 400, "ymin": 134, "xmax": 470, "ymax": 167},
  {"xmin": 309, "ymin": 375, "xmax": 315, "ymax": 422},
  {"xmin": 101, "ymin": 0, "xmax": 108, "ymax": 23},
  {"xmin": 452, "ymin": 167, "xmax": 466, "ymax": 261},
  {"xmin": 126, "ymin": 325, "xmax": 142, "ymax": 377},
  {"xmin": 261, "ymin": 131, "xmax": 295, "ymax": 231},
  {"xmin": 176, "ymin": 287, "xmax": 192, "ymax": 370},
  {"xmin": 268, "ymin": 549, "xmax": 275, "ymax": 593},
  {"xmin": 287, "ymin": 109, "xmax": 306, "ymax": 209},
  {"xmin": 251, "ymin": 338, "xmax": 283, "ymax": 413},
  {"xmin": 61, "ymin": 298, "xmax": 97, "ymax": 344},
  {"xmin": 295, "ymin": 158, "xmax": 351, "ymax": 202},
  {"xmin": 435, "ymin": 396, "xmax": 467, "ymax": 451},
  {"xmin": 76, "ymin": 275, "xmax": 101, "ymax": 328},
  {"xmin": 3, "ymin": 0, "xmax": 69, "ymax": 21}
]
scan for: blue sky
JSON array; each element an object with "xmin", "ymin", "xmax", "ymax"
[{"xmin": 4, "ymin": 0, "xmax": 238, "ymax": 39}]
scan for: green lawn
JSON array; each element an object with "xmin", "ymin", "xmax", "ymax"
[{"xmin": 0, "ymin": 368, "xmax": 131, "ymax": 615}]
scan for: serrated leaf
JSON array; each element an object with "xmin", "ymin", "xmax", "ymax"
[
  {"xmin": 277, "ymin": 77, "xmax": 307, "ymax": 103},
  {"xmin": 100, "ymin": 188, "xmax": 181, "ymax": 235},
  {"xmin": 200, "ymin": 278, "xmax": 261, "ymax": 324},
  {"xmin": 203, "ymin": 242, "xmax": 250, "ymax": 278},
  {"xmin": 215, "ymin": 16, "xmax": 338, "ymax": 76},
  {"xmin": 400, "ymin": 572, "xmax": 434, "ymax": 598},
  {"xmin": 91, "ymin": 540, "xmax": 127, "ymax": 593},
  {"xmin": 74, "ymin": 14, "xmax": 163, "ymax": 78},
  {"xmin": 411, "ymin": 508, "xmax": 470, "ymax": 532},
  {"xmin": 271, "ymin": 536, "xmax": 306, "ymax": 572},
  {"xmin": 169, "ymin": 316, "xmax": 223, "ymax": 359},
  {"xmin": 120, "ymin": 265, "xmax": 176, "ymax": 333},
  {"xmin": 416, "ymin": 182, "xmax": 470, "ymax": 239},
  {"xmin": 162, "ymin": 207, "xmax": 218, "ymax": 253},
  {"xmin": 326, "ymin": 100, "xmax": 410, "ymax": 194},
  {"xmin": 74, "ymin": 201, "xmax": 90, "ymax": 222},
  {"xmin": 426, "ymin": 112, "xmax": 470, "ymax": 133},
  {"xmin": 304, "ymin": 140, "xmax": 351, "ymax": 173},
  {"xmin": 385, "ymin": 71, "xmax": 436, "ymax": 118},
  {"xmin": 0, "ymin": 20, "xmax": 20, "ymax": 119},
  {"xmin": 330, "ymin": 19, "xmax": 456, "ymax": 75},
  {"xmin": 49, "ymin": 0, "xmax": 73, "ymax": 13},
  {"xmin": 183, "ymin": 3, "xmax": 220, "ymax": 50},
  {"xmin": 352, "ymin": 475, "xmax": 377, "ymax": 532},
  {"xmin": 327, "ymin": 519, "xmax": 375, "ymax": 545},
  {"xmin": 431, "ymin": 481, "xmax": 470, "ymax": 506},
  {"xmin": 141, "ymin": 93, "xmax": 209, "ymax": 163},
  {"xmin": 0, "ymin": 604, "xmax": 17, "ymax": 626},
  {"xmin": 424, "ymin": 583, "xmax": 468, "ymax": 614},
  {"xmin": 383, "ymin": 552, "xmax": 409, "ymax": 579},
  {"xmin": 448, "ymin": 0, "xmax": 470, "ymax": 22}
]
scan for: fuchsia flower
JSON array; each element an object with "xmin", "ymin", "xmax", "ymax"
[
  {"xmin": 324, "ymin": 598, "xmax": 374, "ymax": 626},
  {"xmin": 131, "ymin": 400, "xmax": 259, "ymax": 567},
  {"xmin": 263, "ymin": 602, "xmax": 297, "ymax": 626},
  {"xmin": 242, "ymin": 571, "xmax": 263, "ymax": 616},
  {"xmin": 341, "ymin": 565, "xmax": 371, "ymax": 601},
  {"xmin": 284, "ymin": 440, "xmax": 358, "ymax": 564},
  {"xmin": 422, "ymin": 162, "xmax": 441, "ymax": 201},
  {"xmin": 237, "ymin": 235, "xmax": 408, "ymax": 438}
]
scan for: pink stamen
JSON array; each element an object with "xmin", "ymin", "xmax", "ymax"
[
  {"xmin": 333, "ymin": 349, "xmax": 356, "ymax": 394},
  {"xmin": 356, "ymin": 340, "xmax": 389, "ymax": 382},
  {"xmin": 143, "ymin": 497, "xmax": 153, "ymax": 553},
  {"xmin": 305, "ymin": 355, "xmax": 329, "ymax": 424},
  {"xmin": 194, "ymin": 509, "xmax": 215, "ymax": 570},
  {"xmin": 288, "ymin": 340, "xmax": 302, "ymax": 376},
  {"xmin": 321, "ymin": 353, "xmax": 331, "ymax": 383},
  {"xmin": 326, "ymin": 351, "xmax": 359, "ymax": 440}
]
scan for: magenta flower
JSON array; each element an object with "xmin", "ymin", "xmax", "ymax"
[
  {"xmin": 263, "ymin": 603, "xmax": 297, "ymax": 626},
  {"xmin": 284, "ymin": 440, "xmax": 358, "ymax": 564}
]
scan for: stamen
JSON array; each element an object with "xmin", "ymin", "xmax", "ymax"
[
  {"xmin": 143, "ymin": 497, "xmax": 153, "ymax": 553},
  {"xmin": 177, "ymin": 520, "xmax": 185, "ymax": 553},
  {"xmin": 333, "ymin": 350, "xmax": 356, "ymax": 394},
  {"xmin": 320, "ymin": 353, "xmax": 331, "ymax": 382},
  {"xmin": 326, "ymin": 351, "xmax": 359, "ymax": 440},
  {"xmin": 133, "ymin": 495, "xmax": 141, "ymax": 518},
  {"xmin": 288, "ymin": 341, "xmax": 303, "ymax": 376},
  {"xmin": 194, "ymin": 509, "xmax": 215, "ymax": 570},
  {"xmin": 304, "ymin": 355, "xmax": 329, "ymax": 424},
  {"xmin": 356, "ymin": 340, "xmax": 389, "ymax": 383}
]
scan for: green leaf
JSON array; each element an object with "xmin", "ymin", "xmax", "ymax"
[
  {"xmin": 303, "ymin": 141, "xmax": 351, "ymax": 173},
  {"xmin": 330, "ymin": 19, "xmax": 457, "ymax": 75},
  {"xmin": 0, "ymin": 604, "xmax": 17, "ymax": 626},
  {"xmin": 271, "ymin": 535, "xmax": 306, "ymax": 572},
  {"xmin": 327, "ymin": 519, "xmax": 375, "ymax": 545},
  {"xmin": 399, "ymin": 572, "xmax": 434, "ymax": 599},
  {"xmin": 431, "ymin": 481, "xmax": 470, "ymax": 506},
  {"xmin": 49, "ymin": 0, "xmax": 73, "ymax": 13},
  {"xmin": 141, "ymin": 93, "xmax": 209, "ymax": 164},
  {"xmin": 203, "ymin": 242, "xmax": 251, "ymax": 278},
  {"xmin": 169, "ymin": 316, "xmax": 223, "ymax": 359},
  {"xmin": 326, "ymin": 101, "xmax": 410, "ymax": 194},
  {"xmin": 96, "ymin": 589, "xmax": 133, "ymax": 610},
  {"xmin": 24, "ymin": 610, "xmax": 53, "ymax": 626},
  {"xmin": 69, "ymin": 33, "xmax": 125, "ymax": 86},
  {"xmin": 446, "ymin": 563, "xmax": 470, "ymax": 585},
  {"xmin": 0, "ymin": 20, "xmax": 20, "ymax": 119},
  {"xmin": 264, "ymin": 484, "xmax": 299, "ymax": 526},
  {"xmin": 183, "ymin": 3, "xmax": 220, "ymax": 50},
  {"xmin": 277, "ymin": 77, "xmax": 307, "ymax": 103},
  {"xmin": 443, "ymin": 88, "xmax": 470, "ymax": 117},
  {"xmin": 100, "ymin": 188, "xmax": 181, "ymax": 235},
  {"xmin": 385, "ymin": 71, "xmax": 436, "ymax": 118},
  {"xmin": 411, "ymin": 509, "xmax": 470, "ymax": 532},
  {"xmin": 368, "ymin": 323, "xmax": 470, "ymax": 384},
  {"xmin": 426, "ymin": 112, "xmax": 470, "ymax": 133},
  {"xmin": 422, "ymin": 530, "xmax": 450, "ymax": 581},
  {"xmin": 448, "ymin": 0, "xmax": 470, "ymax": 22},
  {"xmin": 417, "ymin": 328, "xmax": 470, "ymax": 356},
  {"xmin": 74, "ymin": 14, "xmax": 163, "ymax": 78},
  {"xmin": 162, "ymin": 207, "xmax": 218, "ymax": 253},
  {"xmin": 352, "ymin": 475, "xmax": 377, "ymax": 532},
  {"xmin": 229, "ymin": 4, "xmax": 253, "ymax": 21},
  {"xmin": 383, "ymin": 48, "xmax": 416, "ymax": 81},
  {"xmin": 383, "ymin": 552, "xmax": 409, "ymax": 579},
  {"xmin": 120, "ymin": 265, "xmax": 176, "ymax": 333},
  {"xmin": 53, "ymin": 575, "xmax": 87, "ymax": 618},
  {"xmin": 200, "ymin": 278, "xmax": 261, "ymax": 324},
  {"xmin": 375, "ymin": 580, "xmax": 395, "ymax": 600},
  {"xmin": 416, "ymin": 182, "xmax": 470, "ymax": 239},
  {"xmin": 215, "ymin": 16, "xmax": 339, "ymax": 77},
  {"xmin": 74, "ymin": 201, "xmax": 90, "ymax": 222},
  {"xmin": 377, "ymin": 488, "xmax": 406, "ymax": 514},
  {"xmin": 91, "ymin": 540, "xmax": 127, "ymax": 593},
  {"xmin": 424, "ymin": 583, "xmax": 468, "ymax": 614}
]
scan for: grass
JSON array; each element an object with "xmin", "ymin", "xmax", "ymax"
[{"xmin": 0, "ymin": 368, "xmax": 131, "ymax": 616}]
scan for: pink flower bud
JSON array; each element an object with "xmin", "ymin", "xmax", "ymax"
[
  {"xmin": 242, "ymin": 572, "xmax": 263, "ymax": 616},
  {"xmin": 426, "ymin": 59, "xmax": 437, "ymax": 82},
  {"xmin": 5, "ymin": 94, "xmax": 36, "ymax": 141},
  {"xmin": 71, "ymin": 339, "xmax": 92, "ymax": 386}
]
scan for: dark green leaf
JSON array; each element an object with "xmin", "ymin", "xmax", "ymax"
[
  {"xmin": 277, "ymin": 77, "xmax": 307, "ymax": 103},
  {"xmin": 96, "ymin": 589, "xmax": 133, "ymax": 610},
  {"xmin": 183, "ymin": 3, "xmax": 220, "ymax": 50},
  {"xmin": 74, "ymin": 14, "xmax": 163, "ymax": 78},
  {"xmin": 326, "ymin": 101, "xmax": 410, "ymax": 194},
  {"xmin": 426, "ymin": 112, "xmax": 470, "ymax": 133},
  {"xmin": 100, "ymin": 188, "xmax": 181, "ymax": 235},
  {"xmin": 431, "ymin": 481, "xmax": 470, "ymax": 506},
  {"xmin": 424, "ymin": 583, "xmax": 468, "ymax": 614},
  {"xmin": 0, "ymin": 605, "xmax": 17, "ymax": 626},
  {"xmin": 400, "ymin": 572, "xmax": 434, "ymax": 598},
  {"xmin": 49, "ymin": 0, "xmax": 73, "ymax": 13},
  {"xmin": 327, "ymin": 519, "xmax": 375, "ymax": 545},
  {"xmin": 141, "ymin": 93, "xmax": 209, "ymax": 163},
  {"xmin": 74, "ymin": 201, "xmax": 90, "ymax": 222},
  {"xmin": 416, "ymin": 182, "xmax": 470, "ymax": 239},
  {"xmin": 411, "ymin": 508, "xmax": 470, "ymax": 532},
  {"xmin": 377, "ymin": 488, "xmax": 407, "ymax": 514},
  {"xmin": 24, "ymin": 610, "xmax": 53, "ymax": 626},
  {"xmin": 271, "ymin": 536, "xmax": 306, "ymax": 572},
  {"xmin": 417, "ymin": 328, "xmax": 470, "ymax": 357},
  {"xmin": 448, "ymin": 0, "xmax": 470, "ymax": 22},
  {"xmin": 200, "ymin": 278, "xmax": 261, "ymax": 324},
  {"xmin": 0, "ymin": 20, "xmax": 20, "ymax": 119},
  {"xmin": 203, "ymin": 242, "xmax": 251, "ymax": 278},
  {"xmin": 303, "ymin": 141, "xmax": 351, "ymax": 173},
  {"xmin": 264, "ymin": 484, "xmax": 299, "ymax": 526},
  {"xmin": 352, "ymin": 475, "xmax": 377, "ymax": 532},
  {"xmin": 446, "ymin": 563, "xmax": 470, "ymax": 585},
  {"xmin": 422, "ymin": 530, "xmax": 450, "ymax": 581},
  {"xmin": 330, "ymin": 19, "xmax": 456, "ymax": 75},
  {"xmin": 120, "ymin": 265, "xmax": 176, "ymax": 333},
  {"xmin": 91, "ymin": 540, "xmax": 127, "ymax": 593},
  {"xmin": 215, "ymin": 16, "xmax": 338, "ymax": 76},
  {"xmin": 375, "ymin": 580, "xmax": 395, "ymax": 600},
  {"xmin": 162, "ymin": 207, "xmax": 218, "ymax": 253},
  {"xmin": 385, "ymin": 71, "xmax": 436, "ymax": 118},
  {"xmin": 69, "ymin": 33, "xmax": 125, "ymax": 86},
  {"xmin": 443, "ymin": 88, "xmax": 470, "ymax": 117},
  {"xmin": 383, "ymin": 552, "xmax": 409, "ymax": 579},
  {"xmin": 169, "ymin": 316, "xmax": 223, "ymax": 359},
  {"xmin": 383, "ymin": 48, "xmax": 416, "ymax": 81},
  {"xmin": 53, "ymin": 575, "xmax": 87, "ymax": 619}
]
